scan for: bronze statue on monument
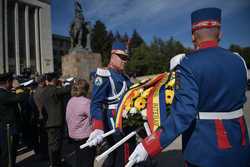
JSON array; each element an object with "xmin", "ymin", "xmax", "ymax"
[
  {"xmin": 85, "ymin": 21, "xmax": 93, "ymax": 52},
  {"xmin": 69, "ymin": 0, "xmax": 92, "ymax": 53},
  {"xmin": 62, "ymin": 0, "xmax": 101, "ymax": 80}
]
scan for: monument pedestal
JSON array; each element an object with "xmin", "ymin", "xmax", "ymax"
[{"xmin": 62, "ymin": 51, "xmax": 101, "ymax": 80}]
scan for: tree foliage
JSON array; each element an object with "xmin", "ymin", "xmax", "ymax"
[
  {"xmin": 91, "ymin": 20, "xmax": 114, "ymax": 66},
  {"xmin": 126, "ymin": 36, "xmax": 187, "ymax": 76},
  {"xmin": 229, "ymin": 44, "xmax": 250, "ymax": 68},
  {"xmin": 129, "ymin": 30, "xmax": 145, "ymax": 54},
  {"xmin": 90, "ymin": 20, "xmax": 250, "ymax": 76}
]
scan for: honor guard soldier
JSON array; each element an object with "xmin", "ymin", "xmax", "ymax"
[
  {"xmin": 0, "ymin": 73, "xmax": 27, "ymax": 167},
  {"xmin": 128, "ymin": 7, "xmax": 250, "ymax": 167},
  {"xmin": 87, "ymin": 41, "xmax": 132, "ymax": 166}
]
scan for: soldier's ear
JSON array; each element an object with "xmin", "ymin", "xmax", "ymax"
[
  {"xmin": 192, "ymin": 34, "xmax": 195, "ymax": 43},
  {"xmin": 192, "ymin": 34, "xmax": 197, "ymax": 47}
]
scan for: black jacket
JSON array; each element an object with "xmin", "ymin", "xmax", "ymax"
[{"xmin": 0, "ymin": 88, "xmax": 26, "ymax": 125}]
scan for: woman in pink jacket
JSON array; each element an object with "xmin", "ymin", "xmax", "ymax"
[{"xmin": 66, "ymin": 79, "xmax": 95, "ymax": 167}]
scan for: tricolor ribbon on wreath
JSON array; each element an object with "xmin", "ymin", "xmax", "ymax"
[
  {"xmin": 116, "ymin": 72, "xmax": 175, "ymax": 132},
  {"xmin": 94, "ymin": 72, "xmax": 176, "ymax": 164}
]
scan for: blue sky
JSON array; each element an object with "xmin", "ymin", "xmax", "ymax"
[{"xmin": 51, "ymin": 0, "xmax": 250, "ymax": 48}]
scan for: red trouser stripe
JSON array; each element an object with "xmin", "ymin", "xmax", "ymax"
[
  {"xmin": 124, "ymin": 143, "xmax": 130, "ymax": 163},
  {"xmin": 112, "ymin": 109, "xmax": 116, "ymax": 118},
  {"xmin": 214, "ymin": 119, "xmax": 232, "ymax": 149},
  {"xmin": 238, "ymin": 117, "xmax": 246, "ymax": 145}
]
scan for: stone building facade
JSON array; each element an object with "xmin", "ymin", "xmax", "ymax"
[
  {"xmin": 0, "ymin": 0, "xmax": 53, "ymax": 75},
  {"xmin": 52, "ymin": 34, "xmax": 71, "ymax": 73}
]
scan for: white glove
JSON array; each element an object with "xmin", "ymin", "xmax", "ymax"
[
  {"xmin": 128, "ymin": 143, "xmax": 148, "ymax": 164},
  {"xmin": 87, "ymin": 129, "xmax": 104, "ymax": 147},
  {"xmin": 66, "ymin": 77, "xmax": 74, "ymax": 82}
]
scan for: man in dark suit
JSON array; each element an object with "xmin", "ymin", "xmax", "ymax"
[
  {"xmin": 0, "ymin": 73, "xmax": 26, "ymax": 167},
  {"xmin": 31, "ymin": 75, "xmax": 48, "ymax": 159},
  {"xmin": 42, "ymin": 73, "xmax": 71, "ymax": 167}
]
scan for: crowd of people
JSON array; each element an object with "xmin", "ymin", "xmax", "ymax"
[
  {"xmin": 0, "ymin": 72, "xmax": 71, "ymax": 167},
  {"xmin": 0, "ymin": 7, "xmax": 250, "ymax": 167},
  {"xmin": 0, "ymin": 39, "xmax": 132, "ymax": 167}
]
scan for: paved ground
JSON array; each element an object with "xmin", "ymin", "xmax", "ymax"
[{"xmin": 16, "ymin": 91, "xmax": 250, "ymax": 167}]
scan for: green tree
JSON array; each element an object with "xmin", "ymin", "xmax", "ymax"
[
  {"xmin": 229, "ymin": 44, "xmax": 242, "ymax": 54},
  {"xmin": 102, "ymin": 31, "xmax": 114, "ymax": 66},
  {"xmin": 122, "ymin": 33, "xmax": 129, "ymax": 43},
  {"xmin": 91, "ymin": 20, "xmax": 115, "ymax": 66},
  {"xmin": 91, "ymin": 20, "xmax": 107, "ymax": 53},
  {"xmin": 242, "ymin": 47, "xmax": 250, "ymax": 68},
  {"xmin": 229, "ymin": 44, "xmax": 250, "ymax": 68},
  {"xmin": 114, "ymin": 31, "xmax": 122, "ymax": 41},
  {"xmin": 126, "ymin": 43, "xmax": 152, "ymax": 76},
  {"xmin": 126, "ymin": 36, "xmax": 187, "ymax": 76},
  {"xmin": 130, "ymin": 30, "xmax": 145, "ymax": 51}
]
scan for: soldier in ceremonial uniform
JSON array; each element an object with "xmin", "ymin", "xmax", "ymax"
[
  {"xmin": 0, "ymin": 73, "xmax": 26, "ymax": 167},
  {"xmin": 128, "ymin": 8, "xmax": 250, "ymax": 167},
  {"xmin": 87, "ymin": 41, "xmax": 132, "ymax": 167}
]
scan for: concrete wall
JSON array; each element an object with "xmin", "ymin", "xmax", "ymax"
[
  {"xmin": 39, "ymin": 2, "xmax": 54, "ymax": 73},
  {"xmin": 18, "ymin": 0, "xmax": 53, "ymax": 73}
]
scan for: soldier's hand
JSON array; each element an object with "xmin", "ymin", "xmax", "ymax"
[
  {"xmin": 87, "ymin": 129, "xmax": 104, "ymax": 147},
  {"xmin": 128, "ymin": 143, "xmax": 148, "ymax": 165}
]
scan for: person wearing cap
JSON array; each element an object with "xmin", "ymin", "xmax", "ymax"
[
  {"xmin": 0, "ymin": 73, "xmax": 27, "ymax": 167},
  {"xmin": 87, "ymin": 41, "xmax": 132, "ymax": 166},
  {"xmin": 42, "ymin": 72, "xmax": 72, "ymax": 167},
  {"xmin": 128, "ymin": 7, "xmax": 250, "ymax": 167}
]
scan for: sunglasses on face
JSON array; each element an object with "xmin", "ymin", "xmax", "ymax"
[{"xmin": 116, "ymin": 54, "xmax": 129, "ymax": 61}]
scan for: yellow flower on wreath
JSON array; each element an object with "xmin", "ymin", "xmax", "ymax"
[
  {"xmin": 141, "ymin": 87, "xmax": 153, "ymax": 98},
  {"xmin": 166, "ymin": 79, "xmax": 175, "ymax": 88},
  {"xmin": 134, "ymin": 97, "xmax": 147, "ymax": 111},
  {"xmin": 125, "ymin": 99, "xmax": 133, "ymax": 111},
  {"xmin": 165, "ymin": 89, "xmax": 174, "ymax": 104},
  {"xmin": 131, "ymin": 89, "xmax": 142, "ymax": 100}
]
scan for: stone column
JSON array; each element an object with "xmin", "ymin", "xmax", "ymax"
[
  {"xmin": 0, "ymin": 0, "xmax": 3, "ymax": 73},
  {"xmin": 38, "ymin": 8, "xmax": 43, "ymax": 73},
  {"xmin": 4, "ymin": 0, "xmax": 8, "ymax": 72},
  {"xmin": 25, "ymin": 5, "xmax": 30, "ymax": 68},
  {"xmin": 14, "ymin": 2, "xmax": 20, "ymax": 75},
  {"xmin": 34, "ymin": 7, "xmax": 41, "ymax": 74}
]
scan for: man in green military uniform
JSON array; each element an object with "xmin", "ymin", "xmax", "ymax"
[
  {"xmin": 42, "ymin": 73, "xmax": 71, "ymax": 167},
  {"xmin": 0, "ymin": 73, "xmax": 26, "ymax": 167}
]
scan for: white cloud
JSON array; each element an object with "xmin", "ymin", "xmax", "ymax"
[
  {"xmin": 82, "ymin": 0, "xmax": 249, "ymax": 32},
  {"xmin": 52, "ymin": 0, "xmax": 249, "ymax": 46}
]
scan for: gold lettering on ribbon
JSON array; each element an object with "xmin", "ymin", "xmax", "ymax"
[{"xmin": 152, "ymin": 73, "xmax": 168, "ymax": 131}]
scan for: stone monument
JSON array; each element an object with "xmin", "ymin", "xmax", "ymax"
[{"xmin": 62, "ymin": 0, "xmax": 101, "ymax": 80}]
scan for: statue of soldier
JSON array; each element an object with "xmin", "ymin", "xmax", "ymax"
[
  {"xmin": 69, "ymin": 0, "xmax": 88, "ymax": 49},
  {"xmin": 85, "ymin": 21, "xmax": 92, "ymax": 52}
]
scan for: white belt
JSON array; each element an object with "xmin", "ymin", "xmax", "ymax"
[
  {"xmin": 108, "ymin": 104, "xmax": 118, "ymax": 110},
  {"xmin": 197, "ymin": 109, "xmax": 243, "ymax": 120}
]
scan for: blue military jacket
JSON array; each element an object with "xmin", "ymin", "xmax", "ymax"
[
  {"xmin": 143, "ymin": 41, "xmax": 250, "ymax": 167},
  {"xmin": 90, "ymin": 68, "xmax": 131, "ymax": 130}
]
